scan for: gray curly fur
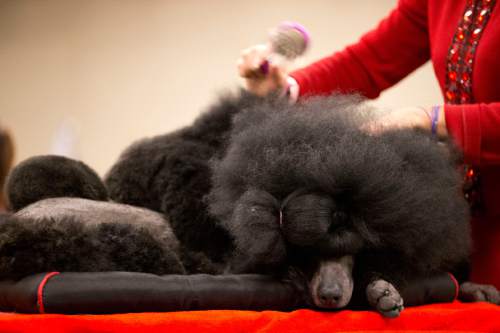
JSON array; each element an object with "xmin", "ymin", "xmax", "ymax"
[{"xmin": 207, "ymin": 94, "xmax": 471, "ymax": 289}]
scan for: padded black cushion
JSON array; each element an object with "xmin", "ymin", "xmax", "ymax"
[
  {"xmin": 0, "ymin": 271, "xmax": 457, "ymax": 314},
  {"xmin": 0, "ymin": 272, "xmax": 301, "ymax": 314}
]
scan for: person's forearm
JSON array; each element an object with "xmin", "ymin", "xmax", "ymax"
[{"xmin": 291, "ymin": 0, "xmax": 430, "ymax": 99}]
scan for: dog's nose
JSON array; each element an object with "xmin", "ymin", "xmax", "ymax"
[{"xmin": 318, "ymin": 283, "xmax": 343, "ymax": 307}]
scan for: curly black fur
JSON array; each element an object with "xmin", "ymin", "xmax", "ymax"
[
  {"xmin": 207, "ymin": 94, "xmax": 470, "ymax": 292},
  {"xmin": 105, "ymin": 91, "xmax": 266, "ymax": 270},
  {"xmin": 106, "ymin": 90, "xmax": 470, "ymax": 293}
]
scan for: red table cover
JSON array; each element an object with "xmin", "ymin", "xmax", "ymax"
[{"xmin": 0, "ymin": 302, "xmax": 498, "ymax": 333}]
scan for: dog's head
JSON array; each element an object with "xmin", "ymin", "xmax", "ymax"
[
  {"xmin": 280, "ymin": 189, "xmax": 375, "ymax": 309},
  {"xmin": 227, "ymin": 187, "xmax": 368, "ymax": 309}
]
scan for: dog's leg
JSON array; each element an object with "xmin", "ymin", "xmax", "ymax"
[
  {"xmin": 366, "ymin": 279, "xmax": 404, "ymax": 317},
  {"xmin": 459, "ymin": 281, "xmax": 500, "ymax": 304},
  {"xmin": 356, "ymin": 252, "xmax": 406, "ymax": 317}
]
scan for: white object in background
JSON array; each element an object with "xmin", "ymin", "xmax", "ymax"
[{"xmin": 50, "ymin": 117, "xmax": 81, "ymax": 159}]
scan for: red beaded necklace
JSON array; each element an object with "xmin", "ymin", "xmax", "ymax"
[
  {"xmin": 445, "ymin": 0, "xmax": 497, "ymax": 213},
  {"xmin": 445, "ymin": 0, "xmax": 496, "ymax": 104}
]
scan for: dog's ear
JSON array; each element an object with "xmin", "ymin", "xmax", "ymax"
[{"xmin": 225, "ymin": 188, "xmax": 287, "ymax": 274}]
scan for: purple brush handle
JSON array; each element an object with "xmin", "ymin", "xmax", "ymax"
[{"xmin": 260, "ymin": 60, "xmax": 270, "ymax": 75}]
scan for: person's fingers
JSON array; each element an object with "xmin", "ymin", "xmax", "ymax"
[
  {"xmin": 238, "ymin": 44, "xmax": 291, "ymax": 96},
  {"xmin": 362, "ymin": 107, "xmax": 433, "ymax": 135},
  {"xmin": 361, "ymin": 121, "xmax": 386, "ymax": 135},
  {"xmin": 238, "ymin": 44, "xmax": 270, "ymax": 78},
  {"xmin": 268, "ymin": 64, "xmax": 288, "ymax": 88},
  {"xmin": 237, "ymin": 57, "xmax": 256, "ymax": 78}
]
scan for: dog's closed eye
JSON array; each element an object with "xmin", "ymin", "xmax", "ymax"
[
  {"xmin": 281, "ymin": 192, "xmax": 335, "ymax": 247},
  {"xmin": 281, "ymin": 190, "xmax": 365, "ymax": 255}
]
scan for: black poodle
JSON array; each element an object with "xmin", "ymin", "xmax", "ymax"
[
  {"xmin": 2, "ymin": 92, "xmax": 498, "ymax": 317},
  {"xmin": 205, "ymin": 93, "xmax": 498, "ymax": 316},
  {"xmin": 2, "ymin": 155, "xmax": 185, "ymax": 278}
]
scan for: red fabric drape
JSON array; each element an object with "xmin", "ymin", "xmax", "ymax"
[{"xmin": 0, "ymin": 302, "xmax": 499, "ymax": 333}]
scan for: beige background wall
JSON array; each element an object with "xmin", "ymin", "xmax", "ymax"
[{"xmin": 0, "ymin": 0, "xmax": 442, "ymax": 176}]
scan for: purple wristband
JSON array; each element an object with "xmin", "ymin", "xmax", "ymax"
[{"xmin": 430, "ymin": 106, "xmax": 440, "ymax": 136}]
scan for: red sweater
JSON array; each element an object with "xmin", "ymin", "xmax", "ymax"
[{"xmin": 291, "ymin": 0, "xmax": 500, "ymax": 288}]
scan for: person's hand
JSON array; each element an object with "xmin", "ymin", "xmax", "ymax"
[
  {"xmin": 237, "ymin": 44, "xmax": 289, "ymax": 96},
  {"xmin": 369, "ymin": 107, "xmax": 432, "ymax": 132},
  {"xmin": 365, "ymin": 106, "xmax": 447, "ymax": 137}
]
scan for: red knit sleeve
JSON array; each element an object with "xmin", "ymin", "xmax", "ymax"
[
  {"xmin": 445, "ymin": 103, "xmax": 500, "ymax": 166},
  {"xmin": 290, "ymin": 0, "xmax": 430, "ymax": 99}
]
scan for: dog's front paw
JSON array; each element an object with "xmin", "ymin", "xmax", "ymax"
[
  {"xmin": 366, "ymin": 279, "xmax": 404, "ymax": 318},
  {"xmin": 459, "ymin": 282, "xmax": 500, "ymax": 305}
]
